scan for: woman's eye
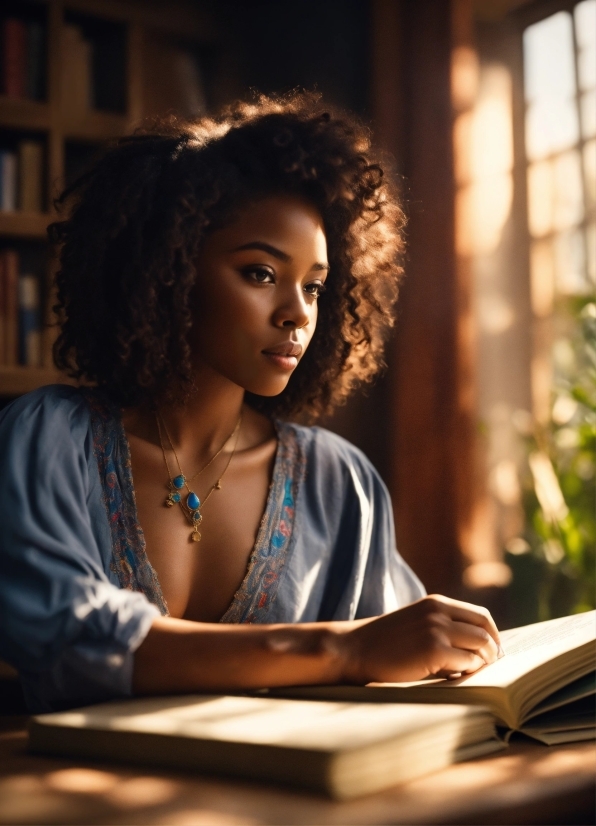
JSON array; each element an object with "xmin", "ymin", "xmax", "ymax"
[
  {"xmin": 304, "ymin": 281, "xmax": 327, "ymax": 299},
  {"xmin": 243, "ymin": 266, "xmax": 275, "ymax": 284}
]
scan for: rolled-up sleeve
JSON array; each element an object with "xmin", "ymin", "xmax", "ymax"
[{"xmin": 0, "ymin": 387, "xmax": 159, "ymax": 711}]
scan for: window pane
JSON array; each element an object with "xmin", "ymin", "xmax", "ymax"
[
  {"xmin": 524, "ymin": 13, "xmax": 576, "ymax": 102},
  {"xmin": 580, "ymin": 90, "xmax": 596, "ymax": 138},
  {"xmin": 526, "ymin": 99, "xmax": 580, "ymax": 159},
  {"xmin": 584, "ymin": 138, "xmax": 596, "ymax": 208},
  {"xmin": 554, "ymin": 228, "xmax": 587, "ymax": 293},
  {"xmin": 528, "ymin": 161, "xmax": 554, "ymax": 236},
  {"xmin": 573, "ymin": 0, "xmax": 596, "ymax": 89},
  {"xmin": 528, "ymin": 151, "xmax": 584, "ymax": 237},
  {"xmin": 524, "ymin": 12, "xmax": 579, "ymax": 160},
  {"xmin": 553, "ymin": 150, "xmax": 584, "ymax": 230},
  {"xmin": 574, "ymin": 1, "xmax": 596, "ymax": 52},
  {"xmin": 577, "ymin": 44, "xmax": 596, "ymax": 93}
]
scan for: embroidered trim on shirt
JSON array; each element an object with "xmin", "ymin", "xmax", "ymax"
[
  {"xmin": 82, "ymin": 389, "xmax": 169, "ymax": 617},
  {"xmin": 84, "ymin": 390, "xmax": 304, "ymax": 625},
  {"xmin": 220, "ymin": 421, "xmax": 306, "ymax": 624}
]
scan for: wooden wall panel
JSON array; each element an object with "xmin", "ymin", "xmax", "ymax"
[{"xmin": 372, "ymin": 0, "xmax": 477, "ymax": 594}]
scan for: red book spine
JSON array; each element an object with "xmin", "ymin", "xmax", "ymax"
[{"xmin": 3, "ymin": 18, "xmax": 27, "ymax": 99}]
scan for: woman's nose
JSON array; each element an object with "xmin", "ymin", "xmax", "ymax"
[{"xmin": 273, "ymin": 288, "xmax": 310, "ymax": 330}]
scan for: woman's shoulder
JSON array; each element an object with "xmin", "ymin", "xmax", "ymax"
[{"xmin": 281, "ymin": 420, "xmax": 385, "ymax": 489}]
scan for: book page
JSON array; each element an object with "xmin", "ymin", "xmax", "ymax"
[
  {"xmin": 372, "ymin": 611, "xmax": 596, "ymax": 692},
  {"xmin": 440, "ymin": 610, "xmax": 595, "ymax": 689}
]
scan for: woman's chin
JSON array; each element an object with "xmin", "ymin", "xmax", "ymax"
[{"xmin": 245, "ymin": 379, "xmax": 292, "ymax": 398}]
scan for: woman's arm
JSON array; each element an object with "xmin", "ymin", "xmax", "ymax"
[{"xmin": 133, "ymin": 594, "xmax": 502, "ymax": 694}]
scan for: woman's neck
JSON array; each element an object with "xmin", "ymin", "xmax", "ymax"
[{"xmin": 122, "ymin": 363, "xmax": 246, "ymax": 463}]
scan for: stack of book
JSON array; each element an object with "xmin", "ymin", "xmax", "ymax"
[
  {"xmin": 0, "ymin": 141, "xmax": 44, "ymax": 212},
  {"xmin": 0, "ymin": 248, "xmax": 42, "ymax": 367},
  {"xmin": 1, "ymin": 16, "xmax": 45, "ymax": 101},
  {"xmin": 29, "ymin": 612, "xmax": 596, "ymax": 800}
]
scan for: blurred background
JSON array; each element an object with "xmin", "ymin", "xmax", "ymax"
[{"xmin": 0, "ymin": 0, "xmax": 594, "ymax": 629}]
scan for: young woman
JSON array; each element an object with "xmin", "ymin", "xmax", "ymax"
[{"xmin": 0, "ymin": 93, "xmax": 501, "ymax": 713}]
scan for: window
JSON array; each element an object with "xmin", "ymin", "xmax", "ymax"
[{"xmin": 523, "ymin": 1, "xmax": 596, "ymax": 421}]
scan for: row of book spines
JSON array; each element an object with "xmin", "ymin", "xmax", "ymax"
[
  {"xmin": 1, "ymin": 17, "xmax": 45, "ymax": 101},
  {"xmin": 0, "ymin": 142, "xmax": 44, "ymax": 213},
  {"xmin": 0, "ymin": 250, "xmax": 43, "ymax": 367}
]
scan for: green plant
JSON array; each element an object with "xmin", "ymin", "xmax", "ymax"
[{"xmin": 511, "ymin": 299, "xmax": 595, "ymax": 622}]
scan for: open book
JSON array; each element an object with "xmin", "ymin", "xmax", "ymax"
[
  {"xmin": 27, "ymin": 612, "xmax": 594, "ymax": 798},
  {"xmin": 264, "ymin": 612, "xmax": 596, "ymax": 744},
  {"xmin": 29, "ymin": 696, "xmax": 503, "ymax": 800}
]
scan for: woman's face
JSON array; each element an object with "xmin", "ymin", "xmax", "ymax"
[{"xmin": 190, "ymin": 194, "xmax": 328, "ymax": 396}]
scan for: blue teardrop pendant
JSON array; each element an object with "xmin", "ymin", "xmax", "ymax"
[
  {"xmin": 173, "ymin": 475, "xmax": 186, "ymax": 489},
  {"xmin": 187, "ymin": 491, "xmax": 200, "ymax": 511}
]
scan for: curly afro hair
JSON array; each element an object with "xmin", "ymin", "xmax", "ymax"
[{"xmin": 50, "ymin": 91, "xmax": 406, "ymax": 421}]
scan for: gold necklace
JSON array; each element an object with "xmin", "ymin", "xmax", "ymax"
[{"xmin": 156, "ymin": 411, "xmax": 242, "ymax": 542}]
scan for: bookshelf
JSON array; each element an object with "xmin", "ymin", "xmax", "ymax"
[{"xmin": 0, "ymin": 0, "xmax": 217, "ymax": 398}]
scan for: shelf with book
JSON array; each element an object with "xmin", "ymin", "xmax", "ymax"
[
  {"xmin": 0, "ymin": 211, "xmax": 50, "ymax": 239},
  {"xmin": 0, "ymin": 241, "xmax": 51, "ymax": 376},
  {"xmin": 0, "ymin": 0, "xmax": 219, "ymax": 398},
  {"xmin": 0, "ymin": 98, "xmax": 50, "ymax": 131},
  {"xmin": 0, "ymin": 127, "xmax": 48, "ymax": 214},
  {"xmin": 1, "ymin": 3, "xmax": 48, "ymax": 104},
  {"xmin": 61, "ymin": 10, "xmax": 127, "ymax": 124}
]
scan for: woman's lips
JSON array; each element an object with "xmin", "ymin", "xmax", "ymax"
[
  {"xmin": 261, "ymin": 342, "xmax": 302, "ymax": 371},
  {"xmin": 262, "ymin": 352, "xmax": 299, "ymax": 370}
]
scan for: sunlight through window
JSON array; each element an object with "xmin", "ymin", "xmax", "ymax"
[{"xmin": 524, "ymin": 4, "xmax": 595, "ymax": 299}]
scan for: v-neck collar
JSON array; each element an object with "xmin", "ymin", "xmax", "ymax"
[{"xmin": 84, "ymin": 389, "xmax": 305, "ymax": 623}]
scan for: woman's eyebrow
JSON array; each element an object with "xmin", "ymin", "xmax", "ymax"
[
  {"xmin": 232, "ymin": 241, "xmax": 329, "ymax": 272},
  {"xmin": 232, "ymin": 241, "xmax": 292, "ymax": 262}
]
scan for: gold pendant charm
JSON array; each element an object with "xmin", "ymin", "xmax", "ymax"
[
  {"xmin": 191, "ymin": 529, "xmax": 201, "ymax": 542},
  {"xmin": 165, "ymin": 490, "xmax": 182, "ymax": 508}
]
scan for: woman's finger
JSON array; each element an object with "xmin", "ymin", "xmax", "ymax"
[
  {"xmin": 431, "ymin": 646, "xmax": 486, "ymax": 676},
  {"xmin": 446, "ymin": 620, "xmax": 499, "ymax": 664},
  {"xmin": 426, "ymin": 595, "xmax": 501, "ymax": 648}
]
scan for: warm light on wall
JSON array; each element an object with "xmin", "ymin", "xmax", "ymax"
[
  {"xmin": 451, "ymin": 46, "xmax": 480, "ymax": 111},
  {"xmin": 463, "ymin": 561, "xmax": 512, "ymax": 589},
  {"xmin": 454, "ymin": 65, "xmax": 514, "ymax": 258}
]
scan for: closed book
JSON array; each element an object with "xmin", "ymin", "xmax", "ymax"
[
  {"xmin": 29, "ymin": 697, "xmax": 503, "ymax": 800},
  {"xmin": 2, "ymin": 18, "xmax": 27, "ymax": 98},
  {"xmin": 0, "ymin": 151, "xmax": 17, "ymax": 212},
  {"xmin": 61, "ymin": 25, "xmax": 93, "ymax": 121},
  {"xmin": 26, "ymin": 21, "xmax": 45, "ymax": 101},
  {"xmin": 18, "ymin": 273, "xmax": 41, "ymax": 366},
  {"xmin": 18, "ymin": 141, "xmax": 43, "ymax": 212},
  {"xmin": 2, "ymin": 249, "xmax": 18, "ymax": 365}
]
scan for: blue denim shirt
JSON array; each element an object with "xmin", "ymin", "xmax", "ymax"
[{"xmin": 0, "ymin": 385, "xmax": 425, "ymax": 712}]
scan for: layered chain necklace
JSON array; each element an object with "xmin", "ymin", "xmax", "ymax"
[{"xmin": 156, "ymin": 411, "xmax": 242, "ymax": 542}]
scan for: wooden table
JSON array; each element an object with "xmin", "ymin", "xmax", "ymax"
[{"xmin": 0, "ymin": 715, "xmax": 594, "ymax": 826}]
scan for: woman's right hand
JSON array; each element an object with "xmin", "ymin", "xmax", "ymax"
[{"xmin": 339, "ymin": 595, "xmax": 502, "ymax": 685}]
